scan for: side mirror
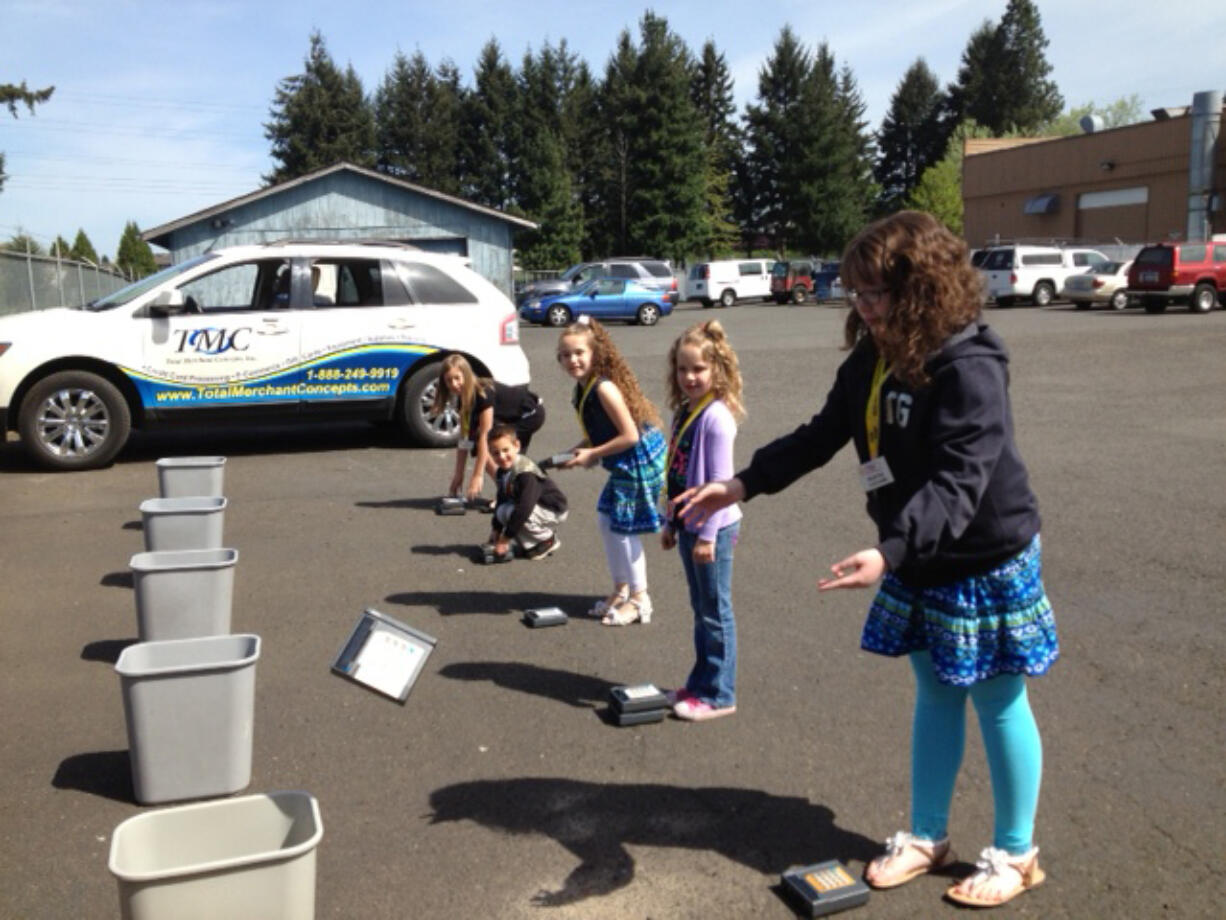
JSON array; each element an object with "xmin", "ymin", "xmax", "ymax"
[
  {"xmin": 148, "ymin": 288, "xmax": 187, "ymax": 316},
  {"xmin": 589, "ymin": 290, "xmax": 598, "ymax": 298}
]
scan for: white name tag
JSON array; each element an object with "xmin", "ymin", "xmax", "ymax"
[
  {"xmin": 859, "ymin": 456, "xmax": 895, "ymax": 492},
  {"xmin": 458, "ymin": 438, "xmax": 474, "ymax": 450}
]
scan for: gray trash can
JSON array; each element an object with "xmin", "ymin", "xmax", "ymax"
[
  {"xmin": 140, "ymin": 496, "xmax": 227, "ymax": 552},
  {"xmin": 129, "ymin": 548, "xmax": 239, "ymax": 641},
  {"xmin": 157, "ymin": 456, "xmax": 227, "ymax": 498},
  {"xmin": 115, "ymin": 633, "xmax": 259, "ymax": 804},
  {"xmin": 109, "ymin": 790, "xmax": 322, "ymax": 920}
]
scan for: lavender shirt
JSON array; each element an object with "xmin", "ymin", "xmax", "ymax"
[{"xmin": 677, "ymin": 399, "xmax": 743, "ymax": 542}]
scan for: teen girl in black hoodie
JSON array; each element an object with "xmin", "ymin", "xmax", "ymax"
[{"xmin": 677, "ymin": 211, "xmax": 1059, "ymax": 908}]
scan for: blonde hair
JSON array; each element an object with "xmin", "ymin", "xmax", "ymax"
[
  {"xmin": 666, "ymin": 319, "xmax": 745, "ymax": 422},
  {"xmin": 431, "ymin": 353, "xmax": 493, "ymax": 422},
  {"xmin": 557, "ymin": 318, "xmax": 661, "ymax": 429}
]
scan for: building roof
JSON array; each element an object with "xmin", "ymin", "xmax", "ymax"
[
  {"xmin": 142, "ymin": 161, "xmax": 537, "ymax": 245},
  {"xmin": 964, "ymin": 137, "xmax": 1059, "ymax": 157}
]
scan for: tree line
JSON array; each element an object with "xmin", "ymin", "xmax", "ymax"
[{"xmin": 264, "ymin": 1, "xmax": 1079, "ymax": 266}]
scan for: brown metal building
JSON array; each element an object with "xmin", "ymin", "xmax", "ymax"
[{"xmin": 963, "ymin": 95, "xmax": 1225, "ymax": 249}]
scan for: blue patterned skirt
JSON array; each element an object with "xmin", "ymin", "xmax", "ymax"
[
  {"xmin": 597, "ymin": 426, "xmax": 667, "ymax": 535},
  {"xmin": 860, "ymin": 535, "xmax": 1059, "ymax": 687}
]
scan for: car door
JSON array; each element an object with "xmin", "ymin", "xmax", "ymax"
[
  {"xmin": 584, "ymin": 279, "xmax": 629, "ymax": 319},
  {"xmin": 138, "ymin": 256, "xmax": 302, "ymax": 416}
]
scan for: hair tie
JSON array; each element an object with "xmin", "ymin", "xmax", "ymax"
[{"xmin": 577, "ymin": 314, "xmax": 591, "ymax": 326}]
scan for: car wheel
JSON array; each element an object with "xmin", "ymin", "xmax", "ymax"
[
  {"xmin": 1073, "ymin": 300, "xmax": 1091, "ymax": 311},
  {"xmin": 1109, "ymin": 289, "xmax": 1130, "ymax": 311},
  {"xmin": 1032, "ymin": 281, "xmax": 1054, "ymax": 307},
  {"xmin": 18, "ymin": 370, "xmax": 131, "ymax": 470},
  {"xmin": 995, "ymin": 297, "xmax": 1015, "ymax": 307},
  {"xmin": 545, "ymin": 304, "xmax": 572, "ymax": 327},
  {"xmin": 1190, "ymin": 282, "xmax": 1217, "ymax": 313},
  {"xmin": 636, "ymin": 303, "xmax": 661, "ymax": 326},
  {"xmin": 1143, "ymin": 298, "xmax": 1167, "ymax": 314},
  {"xmin": 719, "ymin": 289, "xmax": 736, "ymax": 308},
  {"xmin": 399, "ymin": 361, "xmax": 459, "ymax": 447},
  {"xmin": 790, "ymin": 286, "xmax": 807, "ymax": 304}
]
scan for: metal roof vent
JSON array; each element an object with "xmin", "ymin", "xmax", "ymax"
[{"xmin": 1079, "ymin": 114, "xmax": 1104, "ymax": 133}]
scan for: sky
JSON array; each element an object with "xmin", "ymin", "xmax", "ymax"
[{"xmin": 3, "ymin": 0, "xmax": 1224, "ymax": 260}]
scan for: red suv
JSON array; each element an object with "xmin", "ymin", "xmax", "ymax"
[{"xmin": 1127, "ymin": 240, "xmax": 1226, "ymax": 314}]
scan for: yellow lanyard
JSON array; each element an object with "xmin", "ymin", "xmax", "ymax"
[
  {"xmin": 865, "ymin": 356, "xmax": 889, "ymax": 459},
  {"xmin": 574, "ymin": 376, "xmax": 599, "ymax": 444},
  {"xmin": 666, "ymin": 392, "xmax": 715, "ymax": 471}
]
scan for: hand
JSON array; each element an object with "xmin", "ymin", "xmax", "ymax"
[
  {"xmin": 565, "ymin": 447, "xmax": 599, "ymax": 469},
  {"xmin": 465, "ymin": 477, "xmax": 484, "ymax": 502},
  {"xmin": 660, "ymin": 528, "xmax": 677, "ymax": 551},
  {"xmin": 692, "ymin": 539, "xmax": 715, "ymax": 565},
  {"xmin": 448, "ymin": 473, "xmax": 463, "ymax": 496},
  {"xmin": 817, "ymin": 548, "xmax": 887, "ymax": 590},
  {"xmin": 674, "ymin": 478, "xmax": 744, "ymax": 529},
  {"xmin": 494, "ymin": 537, "xmax": 510, "ymax": 555}
]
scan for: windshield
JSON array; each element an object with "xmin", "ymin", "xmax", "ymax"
[
  {"xmin": 569, "ymin": 280, "xmax": 598, "ymax": 296},
  {"xmin": 771, "ymin": 262, "xmax": 789, "ymax": 277},
  {"xmin": 84, "ymin": 253, "xmax": 219, "ymax": 311}
]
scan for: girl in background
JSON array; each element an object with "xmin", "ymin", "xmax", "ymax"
[
  {"xmin": 556, "ymin": 317, "xmax": 666, "ymax": 626},
  {"xmin": 661, "ymin": 320, "xmax": 744, "ymax": 721},
  {"xmin": 433, "ymin": 354, "xmax": 544, "ymax": 505}
]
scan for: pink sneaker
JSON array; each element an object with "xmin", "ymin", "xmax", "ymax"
[{"xmin": 673, "ymin": 698, "xmax": 736, "ymax": 721}]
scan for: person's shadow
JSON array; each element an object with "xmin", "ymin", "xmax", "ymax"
[
  {"xmin": 386, "ymin": 590, "xmax": 597, "ymax": 617},
  {"xmin": 438, "ymin": 660, "xmax": 617, "ymax": 709},
  {"xmin": 428, "ymin": 777, "xmax": 879, "ymax": 907}
]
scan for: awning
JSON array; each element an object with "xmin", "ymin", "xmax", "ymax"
[{"xmin": 1023, "ymin": 193, "xmax": 1060, "ymax": 215}]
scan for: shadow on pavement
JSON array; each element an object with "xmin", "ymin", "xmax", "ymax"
[
  {"xmin": 101, "ymin": 571, "xmax": 134, "ymax": 589},
  {"xmin": 53, "ymin": 750, "xmax": 134, "ymax": 803},
  {"xmin": 386, "ymin": 590, "xmax": 596, "ymax": 617},
  {"xmin": 408, "ymin": 543, "xmax": 486, "ymax": 563},
  {"xmin": 81, "ymin": 638, "xmax": 138, "ymax": 664},
  {"xmin": 356, "ymin": 497, "xmax": 440, "ymax": 510},
  {"xmin": 438, "ymin": 661, "xmax": 616, "ymax": 709},
  {"xmin": 427, "ymin": 778, "xmax": 878, "ymax": 907}
]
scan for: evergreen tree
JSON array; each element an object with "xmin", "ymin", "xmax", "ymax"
[
  {"xmin": 993, "ymin": 0, "xmax": 1062, "ymax": 132},
  {"xmin": 875, "ymin": 59, "xmax": 944, "ymax": 213},
  {"xmin": 458, "ymin": 40, "xmax": 516, "ymax": 209},
  {"xmin": 374, "ymin": 53, "xmax": 463, "ymax": 194},
  {"xmin": 115, "ymin": 222, "xmax": 157, "ymax": 279},
  {"xmin": 560, "ymin": 60, "xmax": 606, "ymax": 258},
  {"xmin": 2, "ymin": 75, "xmax": 54, "ymax": 195},
  {"xmin": 264, "ymin": 32, "xmax": 376, "ymax": 184},
  {"xmin": 690, "ymin": 41, "xmax": 740, "ymax": 258},
  {"xmin": 70, "ymin": 229, "xmax": 98, "ymax": 264},
  {"xmin": 941, "ymin": 21, "xmax": 1000, "ymax": 136},
  {"xmin": 51, "ymin": 235, "xmax": 72, "ymax": 259},
  {"xmin": 2, "ymin": 231, "xmax": 42, "ymax": 254}
]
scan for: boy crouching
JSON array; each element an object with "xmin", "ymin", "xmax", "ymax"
[{"xmin": 486, "ymin": 423, "xmax": 568, "ymax": 561}]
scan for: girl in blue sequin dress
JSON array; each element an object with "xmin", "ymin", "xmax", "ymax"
[{"xmin": 676, "ymin": 211, "xmax": 1059, "ymax": 909}]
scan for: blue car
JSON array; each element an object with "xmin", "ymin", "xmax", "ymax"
[{"xmin": 519, "ymin": 278, "xmax": 674, "ymax": 327}]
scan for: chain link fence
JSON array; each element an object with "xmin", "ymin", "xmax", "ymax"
[{"xmin": 0, "ymin": 249, "xmax": 129, "ymax": 316}]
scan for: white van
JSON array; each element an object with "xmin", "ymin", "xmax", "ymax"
[
  {"xmin": 980, "ymin": 244, "xmax": 1110, "ymax": 306},
  {"xmin": 685, "ymin": 259, "xmax": 775, "ymax": 307}
]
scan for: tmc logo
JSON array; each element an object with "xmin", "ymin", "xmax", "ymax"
[{"xmin": 173, "ymin": 327, "xmax": 251, "ymax": 354}]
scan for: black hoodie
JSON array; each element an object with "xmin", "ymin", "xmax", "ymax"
[{"xmin": 738, "ymin": 321, "xmax": 1040, "ymax": 587}]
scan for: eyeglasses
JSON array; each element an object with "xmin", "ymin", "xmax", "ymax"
[{"xmin": 848, "ymin": 287, "xmax": 889, "ymax": 307}]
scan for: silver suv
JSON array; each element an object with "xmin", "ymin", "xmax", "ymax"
[{"xmin": 518, "ymin": 258, "xmax": 676, "ymax": 304}]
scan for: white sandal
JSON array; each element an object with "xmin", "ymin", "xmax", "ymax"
[
  {"xmin": 946, "ymin": 846, "xmax": 1044, "ymax": 907},
  {"xmin": 602, "ymin": 593, "xmax": 652, "ymax": 626},
  {"xmin": 587, "ymin": 588, "xmax": 627, "ymax": 619},
  {"xmin": 864, "ymin": 831, "xmax": 955, "ymax": 889}
]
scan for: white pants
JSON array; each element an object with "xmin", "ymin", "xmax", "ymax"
[
  {"xmin": 597, "ymin": 512, "xmax": 648, "ymax": 593},
  {"xmin": 495, "ymin": 503, "xmax": 567, "ymax": 549}
]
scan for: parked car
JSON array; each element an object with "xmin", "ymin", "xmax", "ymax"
[
  {"xmin": 684, "ymin": 259, "xmax": 774, "ymax": 307},
  {"xmin": 517, "ymin": 258, "xmax": 677, "ymax": 305},
  {"xmin": 1063, "ymin": 260, "xmax": 1134, "ymax": 310},
  {"xmin": 769, "ymin": 259, "xmax": 841, "ymax": 304},
  {"xmin": 0, "ymin": 241, "xmax": 530, "ymax": 470},
  {"xmin": 1127, "ymin": 239, "xmax": 1226, "ymax": 313},
  {"xmin": 519, "ymin": 278, "xmax": 673, "ymax": 327},
  {"xmin": 980, "ymin": 244, "xmax": 1110, "ymax": 306}
]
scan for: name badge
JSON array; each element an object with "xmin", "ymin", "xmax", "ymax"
[
  {"xmin": 458, "ymin": 438, "xmax": 474, "ymax": 450},
  {"xmin": 858, "ymin": 456, "xmax": 894, "ymax": 492}
]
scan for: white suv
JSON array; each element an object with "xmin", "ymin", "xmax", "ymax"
[
  {"xmin": 0, "ymin": 241, "xmax": 529, "ymax": 470},
  {"xmin": 980, "ymin": 245, "xmax": 1110, "ymax": 306}
]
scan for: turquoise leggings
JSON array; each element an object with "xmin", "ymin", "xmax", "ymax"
[{"xmin": 909, "ymin": 651, "xmax": 1042, "ymax": 855}]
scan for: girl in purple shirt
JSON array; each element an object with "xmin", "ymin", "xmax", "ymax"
[{"xmin": 661, "ymin": 320, "xmax": 744, "ymax": 721}]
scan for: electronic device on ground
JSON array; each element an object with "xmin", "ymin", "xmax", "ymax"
[{"xmin": 780, "ymin": 860, "xmax": 870, "ymax": 917}]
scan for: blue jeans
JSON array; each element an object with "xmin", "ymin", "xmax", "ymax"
[{"xmin": 678, "ymin": 521, "xmax": 739, "ymax": 707}]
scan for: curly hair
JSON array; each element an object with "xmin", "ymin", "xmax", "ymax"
[
  {"xmin": 665, "ymin": 319, "xmax": 745, "ymax": 422},
  {"xmin": 840, "ymin": 210, "xmax": 984, "ymax": 387},
  {"xmin": 431, "ymin": 353, "xmax": 492, "ymax": 424},
  {"xmin": 558, "ymin": 318, "xmax": 661, "ymax": 430}
]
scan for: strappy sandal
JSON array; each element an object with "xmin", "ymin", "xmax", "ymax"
[
  {"xmin": 864, "ymin": 832, "xmax": 955, "ymax": 889},
  {"xmin": 946, "ymin": 846, "xmax": 1044, "ymax": 907},
  {"xmin": 602, "ymin": 593, "xmax": 652, "ymax": 626},
  {"xmin": 587, "ymin": 588, "xmax": 628, "ymax": 619}
]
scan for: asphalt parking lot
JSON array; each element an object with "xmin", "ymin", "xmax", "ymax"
[{"xmin": 2, "ymin": 299, "xmax": 1224, "ymax": 919}]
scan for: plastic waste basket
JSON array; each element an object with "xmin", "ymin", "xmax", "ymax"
[
  {"xmin": 140, "ymin": 496, "xmax": 227, "ymax": 552},
  {"xmin": 157, "ymin": 456, "xmax": 226, "ymax": 498},
  {"xmin": 109, "ymin": 790, "xmax": 322, "ymax": 920},
  {"xmin": 115, "ymin": 633, "xmax": 259, "ymax": 804},
  {"xmin": 129, "ymin": 548, "xmax": 239, "ymax": 641}
]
